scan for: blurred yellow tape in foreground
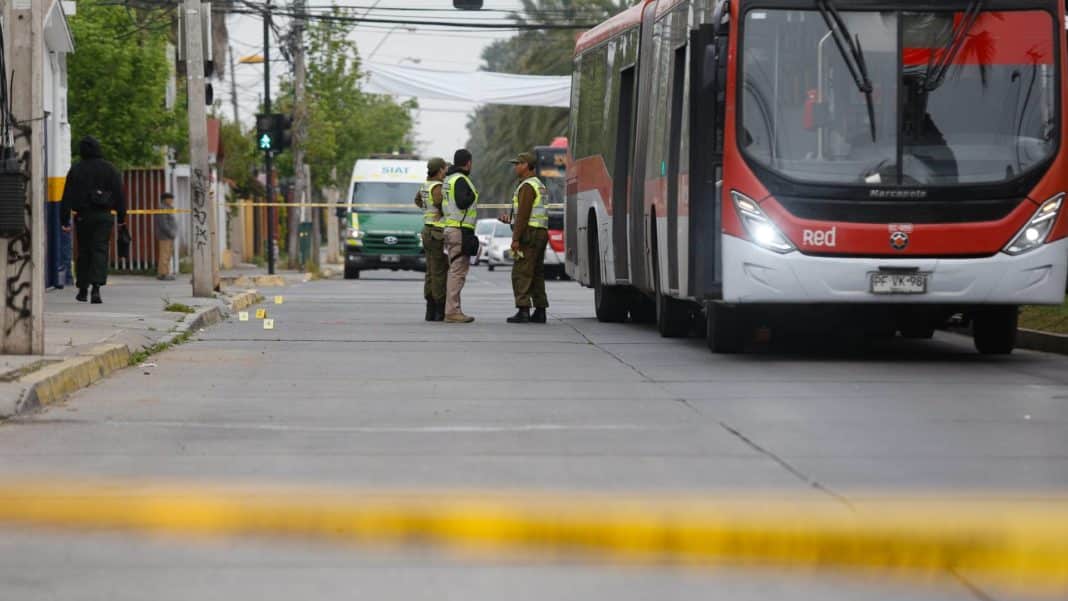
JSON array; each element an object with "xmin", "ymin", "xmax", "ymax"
[{"xmin": 0, "ymin": 481, "xmax": 1064, "ymax": 595}]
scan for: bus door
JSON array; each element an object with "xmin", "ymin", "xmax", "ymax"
[
  {"xmin": 628, "ymin": 0, "xmax": 660, "ymax": 290},
  {"xmin": 688, "ymin": 3, "xmax": 729, "ymax": 298}
]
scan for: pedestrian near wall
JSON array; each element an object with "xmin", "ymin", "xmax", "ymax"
[
  {"xmin": 441, "ymin": 149, "xmax": 479, "ymax": 323},
  {"xmin": 60, "ymin": 136, "xmax": 127, "ymax": 304},
  {"xmin": 415, "ymin": 157, "xmax": 448, "ymax": 321},
  {"xmin": 155, "ymin": 192, "xmax": 178, "ymax": 281},
  {"xmin": 502, "ymin": 152, "xmax": 549, "ymax": 324}
]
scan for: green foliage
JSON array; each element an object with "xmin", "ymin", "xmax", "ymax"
[
  {"xmin": 67, "ymin": 0, "xmax": 180, "ymax": 168},
  {"xmin": 163, "ymin": 301, "xmax": 197, "ymax": 314},
  {"xmin": 220, "ymin": 120, "xmax": 262, "ymax": 198},
  {"xmin": 274, "ymin": 7, "xmax": 416, "ymax": 192},
  {"xmin": 465, "ymin": 0, "xmax": 628, "ymax": 201}
]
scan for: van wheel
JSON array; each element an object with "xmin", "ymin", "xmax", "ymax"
[
  {"xmin": 344, "ymin": 263, "xmax": 360, "ymax": 280},
  {"xmin": 589, "ymin": 220, "xmax": 628, "ymax": 323},
  {"xmin": 973, "ymin": 306, "xmax": 1018, "ymax": 355},
  {"xmin": 706, "ymin": 302, "xmax": 747, "ymax": 354}
]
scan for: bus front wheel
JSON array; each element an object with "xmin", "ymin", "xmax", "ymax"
[
  {"xmin": 706, "ymin": 302, "xmax": 747, "ymax": 354},
  {"xmin": 973, "ymin": 306, "xmax": 1018, "ymax": 355}
]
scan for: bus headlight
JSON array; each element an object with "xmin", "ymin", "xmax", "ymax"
[
  {"xmin": 1004, "ymin": 193, "xmax": 1064, "ymax": 255},
  {"xmin": 731, "ymin": 191, "xmax": 795, "ymax": 253},
  {"xmin": 346, "ymin": 228, "xmax": 364, "ymax": 240}
]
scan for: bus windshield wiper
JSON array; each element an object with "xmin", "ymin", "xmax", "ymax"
[
  {"xmin": 924, "ymin": 0, "xmax": 984, "ymax": 91},
  {"xmin": 816, "ymin": 0, "xmax": 877, "ymax": 142}
]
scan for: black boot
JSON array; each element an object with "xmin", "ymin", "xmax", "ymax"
[
  {"xmin": 433, "ymin": 302, "xmax": 446, "ymax": 322},
  {"xmin": 90, "ymin": 284, "xmax": 102, "ymax": 304},
  {"xmin": 531, "ymin": 308, "xmax": 547, "ymax": 324},
  {"xmin": 425, "ymin": 299, "xmax": 435, "ymax": 322},
  {"xmin": 75, "ymin": 286, "xmax": 88, "ymax": 302},
  {"xmin": 507, "ymin": 308, "xmax": 531, "ymax": 324}
]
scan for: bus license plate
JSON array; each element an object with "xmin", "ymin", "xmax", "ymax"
[
  {"xmin": 870, "ymin": 273, "xmax": 927, "ymax": 294},
  {"xmin": 381, "ymin": 255, "xmax": 400, "ymax": 263}
]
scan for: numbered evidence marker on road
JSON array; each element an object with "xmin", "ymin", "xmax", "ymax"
[
  {"xmin": 274, "ymin": 295, "xmax": 284, "ymax": 305},
  {"xmin": 238, "ymin": 311, "xmax": 249, "ymax": 322},
  {"xmin": 263, "ymin": 318, "xmax": 275, "ymax": 330},
  {"xmin": 255, "ymin": 308, "xmax": 267, "ymax": 320}
]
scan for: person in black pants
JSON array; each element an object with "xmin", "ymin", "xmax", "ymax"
[{"xmin": 60, "ymin": 137, "xmax": 127, "ymax": 304}]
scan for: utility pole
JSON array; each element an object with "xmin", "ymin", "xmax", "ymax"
[
  {"xmin": 0, "ymin": 0, "xmax": 46, "ymax": 354},
  {"xmin": 183, "ymin": 0, "xmax": 218, "ymax": 296},
  {"xmin": 325, "ymin": 166, "xmax": 340, "ymax": 264},
  {"xmin": 291, "ymin": 0, "xmax": 311, "ymax": 269},
  {"xmin": 228, "ymin": 44, "xmax": 240, "ymax": 124},
  {"xmin": 263, "ymin": 0, "xmax": 276, "ymax": 275}
]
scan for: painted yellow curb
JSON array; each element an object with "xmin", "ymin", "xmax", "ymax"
[
  {"xmin": 229, "ymin": 291, "xmax": 264, "ymax": 312},
  {"xmin": 16, "ymin": 344, "xmax": 130, "ymax": 413},
  {"xmin": 0, "ymin": 482, "xmax": 1063, "ymax": 596}
]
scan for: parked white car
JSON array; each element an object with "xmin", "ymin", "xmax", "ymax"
[{"xmin": 481, "ymin": 220, "xmax": 514, "ymax": 270}]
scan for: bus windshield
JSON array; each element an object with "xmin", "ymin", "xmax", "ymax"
[
  {"xmin": 535, "ymin": 148, "xmax": 567, "ymax": 207},
  {"xmin": 351, "ymin": 182, "xmax": 422, "ymax": 212},
  {"xmin": 740, "ymin": 8, "xmax": 1057, "ymax": 186}
]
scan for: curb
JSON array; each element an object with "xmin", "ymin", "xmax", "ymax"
[
  {"xmin": 948, "ymin": 326, "xmax": 1068, "ymax": 356},
  {"xmin": 1016, "ymin": 327, "xmax": 1068, "ymax": 355},
  {"xmin": 13, "ymin": 344, "xmax": 130, "ymax": 415},
  {"xmin": 2, "ymin": 290, "xmax": 264, "ymax": 418}
]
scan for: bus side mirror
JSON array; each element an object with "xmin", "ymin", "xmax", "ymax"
[{"xmin": 335, "ymin": 207, "xmax": 347, "ymax": 218}]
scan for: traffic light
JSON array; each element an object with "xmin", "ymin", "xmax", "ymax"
[
  {"xmin": 453, "ymin": 0, "xmax": 482, "ymax": 8},
  {"xmin": 254, "ymin": 113, "xmax": 293, "ymax": 152}
]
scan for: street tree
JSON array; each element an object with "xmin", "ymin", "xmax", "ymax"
[{"xmin": 67, "ymin": 0, "xmax": 180, "ymax": 168}]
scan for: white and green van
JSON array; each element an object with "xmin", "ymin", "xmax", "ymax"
[{"xmin": 342, "ymin": 158, "xmax": 427, "ymax": 279}]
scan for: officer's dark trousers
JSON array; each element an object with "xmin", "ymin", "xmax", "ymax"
[
  {"xmin": 75, "ymin": 211, "xmax": 114, "ymax": 288},
  {"xmin": 512, "ymin": 228, "xmax": 549, "ymax": 309}
]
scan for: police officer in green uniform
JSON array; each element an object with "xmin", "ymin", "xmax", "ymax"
[
  {"xmin": 414, "ymin": 157, "xmax": 448, "ymax": 321},
  {"xmin": 503, "ymin": 152, "xmax": 549, "ymax": 324}
]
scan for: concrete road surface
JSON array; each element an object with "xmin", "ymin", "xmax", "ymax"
[{"xmin": 1, "ymin": 267, "xmax": 1065, "ymax": 600}]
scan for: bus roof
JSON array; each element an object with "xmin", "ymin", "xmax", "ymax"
[
  {"xmin": 350, "ymin": 159, "xmax": 425, "ymax": 183},
  {"xmin": 574, "ymin": 1, "xmax": 651, "ymax": 56}
]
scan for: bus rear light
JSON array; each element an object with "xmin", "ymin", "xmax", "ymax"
[
  {"xmin": 1004, "ymin": 193, "xmax": 1064, "ymax": 255},
  {"xmin": 731, "ymin": 191, "xmax": 796, "ymax": 254}
]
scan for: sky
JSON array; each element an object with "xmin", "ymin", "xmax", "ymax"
[{"xmin": 224, "ymin": 1, "xmax": 525, "ymax": 161}]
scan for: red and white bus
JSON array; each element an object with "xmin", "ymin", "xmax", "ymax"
[{"xmin": 567, "ymin": 0, "xmax": 1068, "ymax": 354}]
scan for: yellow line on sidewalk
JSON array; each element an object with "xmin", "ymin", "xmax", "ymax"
[{"xmin": 0, "ymin": 480, "xmax": 1064, "ymax": 595}]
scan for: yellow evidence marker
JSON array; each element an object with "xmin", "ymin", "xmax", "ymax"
[
  {"xmin": 255, "ymin": 308, "xmax": 267, "ymax": 320},
  {"xmin": 274, "ymin": 295, "xmax": 284, "ymax": 305},
  {"xmin": 238, "ymin": 311, "xmax": 249, "ymax": 322},
  {"xmin": 263, "ymin": 318, "xmax": 275, "ymax": 330}
]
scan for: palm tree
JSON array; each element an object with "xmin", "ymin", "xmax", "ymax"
[{"xmin": 466, "ymin": 0, "xmax": 629, "ymax": 205}]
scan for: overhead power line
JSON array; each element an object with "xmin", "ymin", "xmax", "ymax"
[{"xmin": 223, "ymin": 6, "xmax": 601, "ymax": 30}]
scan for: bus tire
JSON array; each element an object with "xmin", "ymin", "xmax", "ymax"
[
  {"xmin": 588, "ymin": 222, "xmax": 628, "ymax": 323},
  {"xmin": 344, "ymin": 263, "xmax": 360, "ymax": 280},
  {"xmin": 657, "ymin": 293, "xmax": 691, "ymax": 338},
  {"xmin": 706, "ymin": 303, "xmax": 746, "ymax": 354},
  {"xmin": 973, "ymin": 306, "xmax": 1017, "ymax": 355},
  {"xmin": 630, "ymin": 295, "xmax": 656, "ymax": 324}
]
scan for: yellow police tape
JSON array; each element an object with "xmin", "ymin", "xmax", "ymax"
[
  {"xmin": 224, "ymin": 202, "xmax": 564, "ymax": 211},
  {"xmin": 0, "ymin": 480, "xmax": 1064, "ymax": 595},
  {"xmin": 125, "ymin": 209, "xmax": 191, "ymax": 215}
]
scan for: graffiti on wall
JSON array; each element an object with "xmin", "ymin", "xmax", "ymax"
[
  {"xmin": 191, "ymin": 167, "xmax": 209, "ymax": 251},
  {"xmin": 5, "ymin": 166, "xmax": 32, "ymax": 338}
]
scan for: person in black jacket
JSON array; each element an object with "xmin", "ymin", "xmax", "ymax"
[{"xmin": 60, "ymin": 136, "xmax": 127, "ymax": 304}]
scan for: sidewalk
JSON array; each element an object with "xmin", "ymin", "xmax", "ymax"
[{"xmin": 0, "ymin": 272, "xmax": 273, "ymax": 418}]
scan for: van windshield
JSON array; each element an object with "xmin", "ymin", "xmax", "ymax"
[{"xmin": 352, "ymin": 182, "xmax": 422, "ymax": 212}]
